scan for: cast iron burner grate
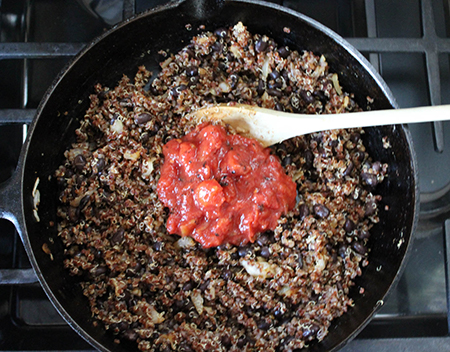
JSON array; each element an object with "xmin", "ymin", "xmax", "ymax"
[{"xmin": 1, "ymin": 0, "xmax": 450, "ymax": 351}]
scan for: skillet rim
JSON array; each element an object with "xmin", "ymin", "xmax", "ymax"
[{"xmin": 17, "ymin": 1, "xmax": 419, "ymax": 351}]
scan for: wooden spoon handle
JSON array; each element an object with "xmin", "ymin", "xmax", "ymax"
[{"xmin": 189, "ymin": 104, "xmax": 450, "ymax": 147}]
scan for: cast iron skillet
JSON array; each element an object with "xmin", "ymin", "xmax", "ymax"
[{"xmin": 0, "ymin": 0, "xmax": 418, "ymax": 351}]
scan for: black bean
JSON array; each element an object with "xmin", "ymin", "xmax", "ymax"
[
  {"xmin": 238, "ymin": 246, "xmax": 252, "ymax": 257},
  {"xmin": 185, "ymin": 48, "xmax": 196, "ymax": 59},
  {"xmin": 79, "ymin": 195, "xmax": 90, "ymax": 210},
  {"xmin": 269, "ymin": 70, "xmax": 280, "ymax": 81},
  {"xmin": 274, "ymin": 308, "xmax": 285, "ymax": 319},
  {"xmin": 344, "ymin": 218, "xmax": 356, "ymax": 233},
  {"xmin": 140, "ymin": 132, "xmax": 149, "ymax": 144},
  {"xmin": 282, "ymin": 155, "xmax": 292, "ymax": 167},
  {"xmin": 96, "ymin": 157, "xmax": 105, "ymax": 172},
  {"xmin": 352, "ymin": 150, "xmax": 366, "ymax": 164},
  {"xmin": 221, "ymin": 269, "xmax": 233, "ymax": 280},
  {"xmin": 134, "ymin": 113, "xmax": 152, "ymax": 125},
  {"xmin": 313, "ymin": 90, "xmax": 328, "ymax": 104},
  {"xmin": 229, "ymin": 73, "xmax": 238, "ymax": 89},
  {"xmin": 173, "ymin": 299, "xmax": 187, "ymax": 313},
  {"xmin": 372, "ymin": 161, "xmax": 382, "ymax": 172},
  {"xmin": 230, "ymin": 251, "xmax": 240, "ymax": 260},
  {"xmin": 256, "ymin": 233, "xmax": 269, "ymax": 246},
  {"xmin": 186, "ymin": 65, "xmax": 198, "ymax": 77},
  {"xmin": 338, "ymin": 244, "xmax": 348, "ymax": 258},
  {"xmin": 260, "ymin": 246, "xmax": 271, "ymax": 258},
  {"xmin": 255, "ymin": 37, "xmax": 268, "ymax": 53},
  {"xmin": 126, "ymin": 298, "xmax": 138, "ymax": 308},
  {"xmin": 126, "ymin": 262, "xmax": 142, "ymax": 276},
  {"xmin": 277, "ymin": 143, "xmax": 287, "ymax": 153},
  {"xmin": 171, "ymin": 84, "xmax": 187, "ymax": 98},
  {"xmin": 221, "ymin": 335, "xmax": 232, "ymax": 348},
  {"xmin": 304, "ymin": 150, "xmax": 314, "ymax": 169},
  {"xmin": 93, "ymin": 265, "xmax": 107, "ymax": 276},
  {"xmin": 275, "ymin": 102, "xmax": 285, "ymax": 111},
  {"xmin": 310, "ymin": 291, "xmax": 319, "ymax": 302},
  {"xmin": 281, "ymin": 69, "xmax": 290, "ymax": 84},
  {"xmin": 110, "ymin": 113, "xmax": 119, "ymax": 125},
  {"xmin": 189, "ymin": 75, "xmax": 200, "ymax": 87},
  {"xmin": 257, "ymin": 79, "xmax": 265, "ymax": 96},
  {"xmin": 118, "ymin": 321, "xmax": 129, "ymax": 332},
  {"xmin": 153, "ymin": 241, "xmax": 163, "ymax": 251},
  {"xmin": 97, "ymin": 90, "xmax": 108, "ymax": 100},
  {"xmin": 313, "ymin": 204, "xmax": 330, "ymax": 218},
  {"xmin": 351, "ymin": 241, "xmax": 367, "ymax": 255},
  {"xmin": 93, "ymin": 248, "xmax": 102, "ymax": 259},
  {"xmin": 199, "ymin": 279, "xmax": 210, "ymax": 292},
  {"xmin": 257, "ymin": 319, "xmax": 271, "ymax": 330},
  {"xmin": 343, "ymin": 161, "xmax": 354, "ymax": 176},
  {"xmin": 361, "ymin": 172, "xmax": 378, "ymax": 187},
  {"xmin": 144, "ymin": 122, "xmax": 159, "ymax": 138},
  {"xmin": 303, "ymin": 323, "xmax": 320, "ymax": 339},
  {"xmin": 211, "ymin": 41, "xmax": 223, "ymax": 53},
  {"xmin": 217, "ymin": 61, "xmax": 226, "ymax": 72},
  {"xmin": 299, "ymin": 89, "xmax": 315, "ymax": 105},
  {"xmin": 236, "ymin": 336, "xmax": 248, "ymax": 348},
  {"xmin": 122, "ymin": 329, "xmax": 138, "ymax": 341},
  {"xmin": 298, "ymin": 254, "xmax": 303, "ymax": 269},
  {"xmin": 358, "ymin": 229, "xmax": 371, "ymax": 239},
  {"xmin": 149, "ymin": 85, "xmax": 160, "ymax": 96},
  {"xmin": 330, "ymin": 139, "xmax": 339, "ymax": 149},
  {"xmin": 350, "ymin": 132, "xmax": 361, "ymax": 144},
  {"xmin": 278, "ymin": 46, "xmax": 290, "ymax": 58},
  {"xmin": 182, "ymin": 281, "xmax": 194, "ymax": 291},
  {"xmin": 73, "ymin": 154, "xmax": 86, "ymax": 172},
  {"xmin": 331, "ymin": 251, "xmax": 338, "ymax": 263},
  {"xmin": 64, "ymin": 168, "xmax": 74, "ymax": 178},
  {"xmin": 299, "ymin": 203, "xmax": 310, "ymax": 221},
  {"xmin": 214, "ymin": 27, "xmax": 228, "ymax": 38},
  {"xmin": 266, "ymin": 88, "xmax": 282, "ymax": 97},
  {"xmin": 364, "ymin": 201, "xmax": 377, "ymax": 216},
  {"xmin": 111, "ymin": 228, "xmax": 125, "ymax": 245},
  {"xmin": 119, "ymin": 97, "xmax": 133, "ymax": 108}
]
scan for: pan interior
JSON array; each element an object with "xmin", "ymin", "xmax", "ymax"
[{"xmin": 21, "ymin": 1, "xmax": 416, "ymax": 351}]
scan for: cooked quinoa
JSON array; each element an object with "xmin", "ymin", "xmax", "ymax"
[{"xmin": 55, "ymin": 22, "xmax": 387, "ymax": 351}]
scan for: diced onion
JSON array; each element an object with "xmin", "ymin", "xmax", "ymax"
[
  {"xmin": 191, "ymin": 289, "xmax": 204, "ymax": 315},
  {"xmin": 111, "ymin": 119, "xmax": 123, "ymax": 134}
]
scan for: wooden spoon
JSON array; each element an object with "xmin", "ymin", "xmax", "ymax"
[{"xmin": 188, "ymin": 103, "xmax": 450, "ymax": 148}]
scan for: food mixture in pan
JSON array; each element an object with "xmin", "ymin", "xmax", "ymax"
[{"xmin": 55, "ymin": 22, "xmax": 387, "ymax": 351}]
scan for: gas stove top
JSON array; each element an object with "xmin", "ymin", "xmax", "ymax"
[{"xmin": 1, "ymin": 0, "xmax": 450, "ymax": 351}]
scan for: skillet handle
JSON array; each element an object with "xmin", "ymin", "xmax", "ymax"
[
  {"xmin": 0, "ymin": 168, "xmax": 23, "ymax": 231},
  {"xmin": 0, "ymin": 168, "xmax": 39, "ymax": 285}
]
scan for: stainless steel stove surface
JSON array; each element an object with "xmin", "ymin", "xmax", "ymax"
[{"xmin": 1, "ymin": 0, "xmax": 450, "ymax": 351}]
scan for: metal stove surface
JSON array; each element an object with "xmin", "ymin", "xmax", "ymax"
[{"xmin": 1, "ymin": 0, "xmax": 450, "ymax": 351}]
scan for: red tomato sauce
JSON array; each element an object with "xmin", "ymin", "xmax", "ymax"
[{"xmin": 157, "ymin": 123, "xmax": 297, "ymax": 248}]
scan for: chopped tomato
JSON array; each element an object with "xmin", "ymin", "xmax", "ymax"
[{"xmin": 157, "ymin": 123, "xmax": 296, "ymax": 248}]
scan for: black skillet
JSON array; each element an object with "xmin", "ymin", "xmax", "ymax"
[{"xmin": 0, "ymin": 0, "xmax": 419, "ymax": 351}]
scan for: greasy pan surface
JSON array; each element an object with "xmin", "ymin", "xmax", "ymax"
[{"xmin": 19, "ymin": 0, "xmax": 418, "ymax": 351}]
